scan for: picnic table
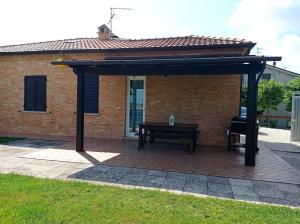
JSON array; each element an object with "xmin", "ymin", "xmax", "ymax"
[{"xmin": 138, "ymin": 122, "xmax": 199, "ymax": 154}]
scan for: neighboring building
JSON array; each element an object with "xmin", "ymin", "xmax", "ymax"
[
  {"xmin": 0, "ymin": 24, "xmax": 255, "ymax": 146},
  {"xmin": 242, "ymin": 63, "xmax": 300, "ymax": 129}
]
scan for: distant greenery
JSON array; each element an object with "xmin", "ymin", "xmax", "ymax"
[
  {"xmin": 241, "ymin": 85, "xmax": 247, "ymax": 107},
  {"xmin": 260, "ymin": 120, "xmax": 278, "ymax": 128},
  {"xmin": 0, "ymin": 174, "xmax": 299, "ymax": 224},
  {"xmin": 0, "ymin": 136, "xmax": 23, "ymax": 144},
  {"xmin": 284, "ymin": 77, "xmax": 300, "ymax": 112}
]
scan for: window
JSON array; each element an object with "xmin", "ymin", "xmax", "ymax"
[
  {"xmin": 262, "ymin": 73, "xmax": 271, "ymax": 80},
  {"xmin": 24, "ymin": 76, "xmax": 47, "ymax": 112},
  {"xmin": 84, "ymin": 75, "xmax": 99, "ymax": 113}
]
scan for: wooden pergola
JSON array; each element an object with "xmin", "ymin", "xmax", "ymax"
[{"xmin": 52, "ymin": 55, "xmax": 281, "ymax": 166}]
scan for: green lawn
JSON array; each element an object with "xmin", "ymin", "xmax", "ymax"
[
  {"xmin": 0, "ymin": 174, "xmax": 299, "ymax": 224},
  {"xmin": 0, "ymin": 136, "xmax": 23, "ymax": 144}
]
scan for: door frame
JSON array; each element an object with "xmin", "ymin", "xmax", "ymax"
[{"xmin": 126, "ymin": 76, "xmax": 146, "ymax": 137}]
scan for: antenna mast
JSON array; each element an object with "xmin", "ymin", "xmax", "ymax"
[
  {"xmin": 257, "ymin": 46, "xmax": 266, "ymax": 55},
  {"xmin": 108, "ymin": 7, "xmax": 132, "ymax": 33}
]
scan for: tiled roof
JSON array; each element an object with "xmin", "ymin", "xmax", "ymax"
[{"xmin": 0, "ymin": 36, "xmax": 254, "ymax": 54}]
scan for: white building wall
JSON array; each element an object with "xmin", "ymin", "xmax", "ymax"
[{"xmin": 242, "ymin": 65, "xmax": 299, "ymax": 129}]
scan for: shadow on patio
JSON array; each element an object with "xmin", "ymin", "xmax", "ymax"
[{"xmin": 15, "ymin": 136, "xmax": 300, "ymax": 185}]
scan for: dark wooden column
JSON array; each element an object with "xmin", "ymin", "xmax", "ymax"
[
  {"xmin": 245, "ymin": 71, "xmax": 257, "ymax": 166},
  {"xmin": 74, "ymin": 67, "xmax": 85, "ymax": 152}
]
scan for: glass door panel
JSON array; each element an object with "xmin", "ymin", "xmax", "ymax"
[{"xmin": 126, "ymin": 77, "xmax": 145, "ymax": 137}]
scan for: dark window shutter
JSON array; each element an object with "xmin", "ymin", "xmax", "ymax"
[
  {"xmin": 24, "ymin": 77, "xmax": 36, "ymax": 111},
  {"xmin": 35, "ymin": 77, "xmax": 47, "ymax": 111},
  {"xmin": 24, "ymin": 76, "xmax": 47, "ymax": 111},
  {"xmin": 84, "ymin": 75, "xmax": 99, "ymax": 113}
]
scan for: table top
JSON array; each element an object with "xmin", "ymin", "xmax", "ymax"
[{"xmin": 140, "ymin": 122, "xmax": 199, "ymax": 129}]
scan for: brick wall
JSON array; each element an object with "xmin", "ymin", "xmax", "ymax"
[
  {"xmin": 146, "ymin": 75, "xmax": 240, "ymax": 145},
  {"xmin": 0, "ymin": 53, "xmax": 126, "ymax": 139},
  {"xmin": 0, "ymin": 48, "xmax": 242, "ymax": 146}
]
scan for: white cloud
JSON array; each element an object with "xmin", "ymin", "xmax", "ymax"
[
  {"xmin": 0, "ymin": 0, "xmax": 187, "ymax": 46},
  {"xmin": 228, "ymin": 0, "xmax": 300, "ymax": 73},
  {"xmin": 279, "ymin": 34, "xmax": 300, "ymax": 72}
]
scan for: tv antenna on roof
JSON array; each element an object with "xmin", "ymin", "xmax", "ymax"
[
  {"xmin": 257, "ymin": 46, "xmax": 266, "ymax": 55},
  {"xmin": 108, "ymin": 7, "xmax": 132, "ymax": 33}
]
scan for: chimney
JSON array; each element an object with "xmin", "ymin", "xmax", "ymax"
[
  {"xmin": 273, "ymin": 61, "xmax": 276, "ymax": 67},
  {"xmin": 98, "ymin": 24, "xmax": 111, "ymax": 40}
]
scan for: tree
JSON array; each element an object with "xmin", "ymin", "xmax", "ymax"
[
  {"xmin": 284, "ymin": 77, "xmax": 300, "ymax": 112},
  {"xmin": 257, "ymin": 80, "xmax": 284, "ymax": 127}
]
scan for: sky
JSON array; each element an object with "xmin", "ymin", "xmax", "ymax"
[{"xmin": 1, "ymin": 0, "xmax": 299, "ymax": 73}]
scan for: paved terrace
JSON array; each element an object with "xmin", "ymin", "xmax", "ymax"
[{"xmin": 0, "ymin": 128, "xmax": 300, "ymax": 207}]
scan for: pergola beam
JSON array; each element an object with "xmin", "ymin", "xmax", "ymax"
[
  {"xmin": 79, "ymin": 63, "xmax": 264, "ymax": 76},
  {"xmin": 52, "ymin": 55, "xmax": 281, "ymax": 67}
]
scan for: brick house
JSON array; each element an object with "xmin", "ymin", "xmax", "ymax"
[{"xmin": 0, "ymin": 25, "xmax": 257, "ymax": 149}]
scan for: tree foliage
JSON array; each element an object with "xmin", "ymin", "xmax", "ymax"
[
  {"xmin": 283, "ymin": 77, "xmax": 300, "ymax": 112},
  {"xmin": 257, "ymin": 80, "xmax": 284, "ymax": 113}
]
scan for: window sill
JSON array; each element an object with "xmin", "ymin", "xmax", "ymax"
[
  {"xmin": 22, "ymin": 111, "xmax": 48, "ymax": 114},
  {"xmin": 85, "ymin": 113, "xmax": 99, "ymax": 116}
]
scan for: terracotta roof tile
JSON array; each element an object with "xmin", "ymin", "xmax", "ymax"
[{"xmin": 0, "ymin": 36, "xmax": 254, "ymax": 54}]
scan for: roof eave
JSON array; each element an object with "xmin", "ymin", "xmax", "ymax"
[
  {"xmin": 0, "ymin": 43, "xmax": 255, "ymax": 56},
  {"xmin": 266, "ymin": 64, "xmax": 300, "ymax": 76}
]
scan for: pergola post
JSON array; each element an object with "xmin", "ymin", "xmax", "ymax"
[
  {"xmin": 245, "ymin": 70, "xmax": 257, "ymax": 166},
  {"xmin": 74, "ymin": 67, "xmax": 85, "ymax": 152}
]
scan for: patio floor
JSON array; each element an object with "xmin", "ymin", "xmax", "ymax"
[{"xmin": 1, "ymin": 127, "xmax": 300, "ymax": 185}]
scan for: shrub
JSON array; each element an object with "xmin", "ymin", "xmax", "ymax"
[{"xmin": 284, "ymin": 77, "xmax": 300, "ymax": 112}]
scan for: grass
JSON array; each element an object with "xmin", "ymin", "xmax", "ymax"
[
  {"xmin": 0, "ymin": 174, "xmax": 299, "ymax": 224},
  {"xmin": 0, "ymin": 136, "xmax": 23, "ymax": 144}
]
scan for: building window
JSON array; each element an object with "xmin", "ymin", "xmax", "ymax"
[
  {"xmin": 262, "ymin": 73, "xmax": 271, "ymax": 80},
  {"xmin": 84, "ymin": 75, "xmax": 99, "ymax": 113},
  {"xmin": 24, "ymin": 76, "xmax": 47, "ymax": 112}
]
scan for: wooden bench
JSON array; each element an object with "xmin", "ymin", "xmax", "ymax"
[{"xmin": 138, "ymin": 122, "xmax": 199, "ymax": 154}]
